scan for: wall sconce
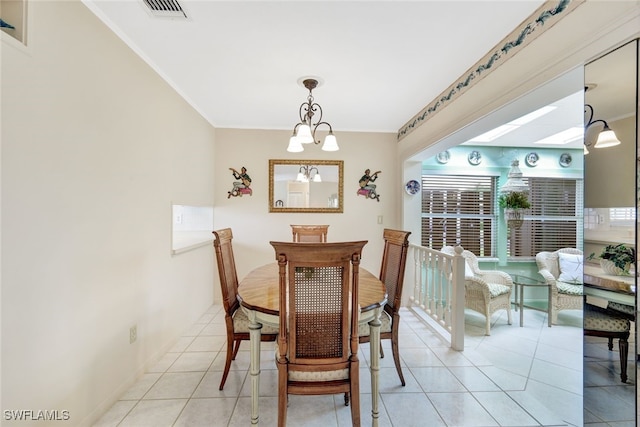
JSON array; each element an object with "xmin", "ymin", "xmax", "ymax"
[
  {"xmin": 287, "ymin": 78, "xmax": 339, "ymax": 153},
  {"xmin": 297, "ymin": 164, "xmax": 321, "ymax": 182},
  {"xmin": 584, "ymin": 103, "xmax": 621, "ymax": 154}
]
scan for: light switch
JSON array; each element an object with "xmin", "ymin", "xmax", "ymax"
[{"xmin": 377, "ymin": 215, "xmax": 383, "ymax": 224}]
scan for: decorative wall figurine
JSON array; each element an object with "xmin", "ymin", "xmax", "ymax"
[
  {"xmin": 227, "ymin": 166, "xmax": 252, "ymax": 198},
  {"xmin": 357, "ymin": 168, "xmax": 381, "ymax": 202}
]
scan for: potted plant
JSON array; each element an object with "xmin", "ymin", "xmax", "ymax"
[
  {"xmin": 498, "ymin": 192, "xmax": 530, "ymax": 228},
  {"xmin": 589, "ymin": 243, "xmax": 636, "ymax": 276},
  {"xmin": 498, "ymin": 191, "xmax": 531, "ymax": 210}
]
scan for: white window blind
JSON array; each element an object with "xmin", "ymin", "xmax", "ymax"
[
  {"xmin": 421, "ymin": 175, "xmax": 497, "ymax": 256},
  {"xmin": 507, "ymin": 177, "xmax": 582, "ymax": 258},
  {"xmin": 610, "ymin": 207, "xmax": 636, "ymax": 226}
]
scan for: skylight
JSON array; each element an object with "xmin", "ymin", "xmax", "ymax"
[
  {"xmin": 533, "ymin": 127, "xmax": 583, "ymax": 145},
  {"xmin": 469, "ymin": 105, "xmax": 557, "ymax": 142}
]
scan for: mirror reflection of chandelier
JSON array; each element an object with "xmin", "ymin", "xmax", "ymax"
[
  {"xmin": 287, "ymin": 77, "xmax": 339, "ymax": 153},
  {"xmin": 583, "ymin": 87, "xmax": 621, "ymax": 154},
  {"xmin": 297, "ymin": 164, "xmax": 321, "ymax": 182}
]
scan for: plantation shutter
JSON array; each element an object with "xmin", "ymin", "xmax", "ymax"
[
  {"xmin": 421, "ymin": 175, "xmax": 497, "ymax": 256},
  {"xmin": 507, "ymin": 177, "xmax": 582, "ymax": 258}
]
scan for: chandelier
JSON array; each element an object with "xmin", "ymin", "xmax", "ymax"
[
  {"xmin": 287, "ymin": 78, "xmax": 339, "ymax": 153},
  {"xmin": 500, "ymin": 159, "xmax": 529, "ymax": 194},
  {"xmin": 296, "ymin": 164, "xmax": 321, "ymax": 182}
]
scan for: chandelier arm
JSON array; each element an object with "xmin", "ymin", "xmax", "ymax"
[
  {"xmin": 584, "ymin": 104, "xmax": 595, "ymax": 127},
  {"xmin": 588, "ymin": 118, "xmax": 609, "ymax": 129},
  {"xmin": 292, "ymin": 122, "xmax": 303, "ymax": 134},
  {"xmin": 299, "ymin": 102, "xmax": 312, "ymax": 124}
]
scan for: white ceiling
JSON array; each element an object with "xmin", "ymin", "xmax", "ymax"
[
  {"xmin": 83, "ymin": 0, "xmax": 548, "ymax": 136},
  {"xmin": 83, "ymin": 1, "xmax": 635, "ymax": 154}
]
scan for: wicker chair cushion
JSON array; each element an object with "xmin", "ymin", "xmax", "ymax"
[
  {"xmin": 584, "ymin": 304, "xmax": 630, "ymax": 332},
  {"xmin": 557, "ymin": 252, "xmax": 583, "ymax": 283},
  {"xmin": 358, "ymin": 310, "xmax": 392, "ymax": 336},
  {"xmin": 488, "ymin": 283, "xmax": 511, "ymax": 297},
  {"xmin": 233, "ymin": 307, "xmax": 279, "ymax": 334},
  {"xmin": 556, "ymin": 282, "xmax": 583, "ymax": 296}
]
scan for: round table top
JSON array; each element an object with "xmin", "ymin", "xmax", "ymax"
[{"xmin": 238, "ymin": 263, "xmax": 387, "ymax": 316}]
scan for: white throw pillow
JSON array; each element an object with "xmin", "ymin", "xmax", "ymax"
[
  {"xmin": 558, "ymin": 252, "xmax": 583, "ymax": 283},
  {"xmin": 464, "ymin": 260, "xmax": 474, "ymax": 278}
]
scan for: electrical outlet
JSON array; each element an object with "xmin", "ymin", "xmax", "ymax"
[{"xmin": 129, "ymin": 325, "xmax": 137, "ymax": 344}]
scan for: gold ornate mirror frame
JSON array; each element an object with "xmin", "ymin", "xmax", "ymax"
[{"xmin": 269, "ymin": 159, "xmax": 343, "ymax": 213}]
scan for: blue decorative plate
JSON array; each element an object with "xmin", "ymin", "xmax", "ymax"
[{"xmin": 405, "ymin": 180, "xmax": 420, "ymax": 195}]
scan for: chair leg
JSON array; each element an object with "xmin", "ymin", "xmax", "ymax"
[
  {"xmin": 485, "ymin": 315, "xmax": 491, "ymax": 336},
  {"xmin": 379, "ymin": 342, "xmax": 384, "ymax": 358},
  {"xmin": 618, "ymin": 337, "xmax": 629, "ymax": 383},
  {"xmin": 231, "ymin": 339, "xmax": 242, "ymax": 359},
  {"xmin": 277, "ymin": 364, "xmax": 288, "ymax": 427},
  {"xmin": 219, "ymin": 334, "xmax": 235, "ymax": 390},
  {"xmin": 350, "ymin": 373, "xmax": 361, "ymax": 426},
  {"xmin": 391, "ymin": 322, "xmax": 406, "ymax": 386},
  {"xmin": 344, "ymin": 392, "xmax": 349, "ymax": 406},
  {"xmin": 608, "ymin": 337, "xmax": 614, "ymax": 351},
  {"xmin": 350, "ymin": 393, "xmax": 361, "ymax": 427}
]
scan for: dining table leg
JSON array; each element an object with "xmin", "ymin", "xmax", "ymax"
[
  {"xmin": 369, "ymin": 306, "xmax": 382, "ymax": 427},
  {"xmin": 246, "ymin": 309, "xmax": 262, "ymax": 425}
]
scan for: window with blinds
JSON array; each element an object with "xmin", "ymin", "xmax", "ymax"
[
  {"xmin": 609, "ymin": 207, "xmax": 636, "ymax": 226},
  {"xmin": 421, "ymin": 175, "xmax": 496, "ymax": 256},
  {"xmin": 507, "ymin": 177, "xmax": 582, "ymax": 258}
]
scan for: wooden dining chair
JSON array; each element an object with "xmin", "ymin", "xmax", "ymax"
[
  {"xmin": 290, "ymin": 224, "xmax": 329, "ymax": 242},
  {"xmin": 358, "ymin": 229, "xmax": 411, "ymax": 386},
  {"xmin": 213, "ymin": 228, "xmax": 278, "ymax": 390},
  {"xmin": 270, "ymin": 240, "xmax": 367, "ymax": 427}
]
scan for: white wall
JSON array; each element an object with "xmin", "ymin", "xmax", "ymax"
[
  {"xmin": 1, "ymin": 2, "xmax": 215, "ymax": 425},
  {"xmin": 213, "ymin": 128, "xmax": 399, "ymax": 302}
]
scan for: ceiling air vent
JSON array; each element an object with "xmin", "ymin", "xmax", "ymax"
[{"xmin": 142, "ymin": 0, "xmax": 187, "ymax": 19}]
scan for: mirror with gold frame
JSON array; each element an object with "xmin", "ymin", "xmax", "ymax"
[{"xmin": 269, "ymin": 159, "xmax": 343, "ymax": 213}]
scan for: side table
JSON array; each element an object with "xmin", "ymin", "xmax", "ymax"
[{"xmin": 511, "ymin": 274, "xmax": 552, "ymax": 327}]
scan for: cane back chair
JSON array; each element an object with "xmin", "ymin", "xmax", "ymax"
[
  {"xmin": 270, "ymin": 240, "xmax": 367, "ymax": 427},
  {"xmin": 290, "ymin": 224, "xmax": 329, "ymax": 242},
  {"xmin": 359, "ymin": 229, "xmax": 411, "ymax": 386},
  {"xmin": 213, "ymin": 228, "xmax": 278, "ymax": 390}
]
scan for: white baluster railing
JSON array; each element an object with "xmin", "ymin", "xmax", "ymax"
[{"xmin": 407, "ymin": 244, "xmax": 465, "ymax": 350}]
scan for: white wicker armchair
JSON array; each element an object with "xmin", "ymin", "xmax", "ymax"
[
  {"xmin": 442, "ymin": 246, "xmax": 513, "ymax": 335},
  {"xmin": 535, "ymin": 248, "xmax": 583, "ymax": 324}
]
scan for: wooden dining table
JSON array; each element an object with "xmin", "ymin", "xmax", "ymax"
[
  {"xmin": 584, "ymin": 263, "xmax": 636, "ymax": 306},
  {"xmin": 238, "ymin": 262, "xmax": 388, "ymax": 426}
]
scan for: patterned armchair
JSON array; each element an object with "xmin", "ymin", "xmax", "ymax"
[
  {"xmin": 535, "ymin": 248, "xmax": 583, "ymax": 324},
  {"xmin": 441, "ymin": 246, "xmax": 513, "ymax": 335}
]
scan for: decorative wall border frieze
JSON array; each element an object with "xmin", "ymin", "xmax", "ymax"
[{"xmin": 397, "ymin": 0, "xmax": 580, "ymax": 142}]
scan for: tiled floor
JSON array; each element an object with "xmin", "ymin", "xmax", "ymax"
[
  {"xmin": 584, "ymin": 326, "xmax": 636, "ymax": 426},
  {"xmin": 94, "ymin": 304, "xmax": 632, "ymax": 426}
]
